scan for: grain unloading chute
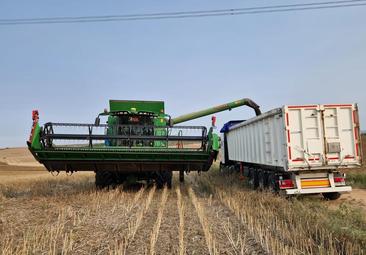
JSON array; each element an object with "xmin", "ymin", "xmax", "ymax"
[
  {"xmin": 170, "ymin": 98, "xmax": 261, "ymax": 125},
  {"xmin": 27, "ymin": 98, "xmax": 260, "ymax": 188}
]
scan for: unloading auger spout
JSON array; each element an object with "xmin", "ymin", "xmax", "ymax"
[{"xmin": 170, "ymin": 98, "xmax": 261, "ymax": 125}]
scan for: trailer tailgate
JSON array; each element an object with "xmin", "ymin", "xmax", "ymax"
[{"xmin": 286, "ymin": 104, "xmax": 362, "ymax": 170}]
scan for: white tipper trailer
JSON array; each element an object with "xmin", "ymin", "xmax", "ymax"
[{"xmin": 220, "ymin": 104, "xmax": 362, "ymax": 200}]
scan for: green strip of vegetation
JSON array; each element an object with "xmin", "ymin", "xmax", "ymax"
[{"xmin": 347, "ymin": 172, "xmax": 366, "ymax": 188}]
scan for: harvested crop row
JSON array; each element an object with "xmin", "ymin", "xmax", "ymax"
[
  {"xmin": 110, "ymin": 186, "xmax": 156, "ymax": 255},
  {"xmin": 0, "ymin": 177, "xmax": 152, "ymax": 255},
  {"xmin": 178, "ymin": 185, "xmax": 208, "ymax": 255},
  {"xmin": 192, "ymin": 169, "xmax": 366, "ymax": 255},
  {"xmin": 176, "ymin": 187, "xmax": 185, "ymax": 255},
  {"xmin": 150, "ymin": 187, "xmax": 169, "ymax": 255},
  {"xmin": 199, "ymin": 196, "xmax": 268, "ymax": 255},
  {"xmin": 188, "ymin": 186, "xmax": 217, "ymax": 255}
]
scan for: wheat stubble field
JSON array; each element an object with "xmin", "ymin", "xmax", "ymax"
[{"xmin": 0, "ymin": 145, "xmax": 366, "ymax": 255}]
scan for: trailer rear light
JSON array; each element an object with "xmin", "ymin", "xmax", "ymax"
[
  {"xmin": 334, "ymin": 177, "xmax": 345, "ymax": 182},
  {"xmin": 279, "ymin": 179, "xmax": 294, "ymax": 189},
  {"xmin": 334, "ymin": 177, "xmax": 346, "ymax": 186}
]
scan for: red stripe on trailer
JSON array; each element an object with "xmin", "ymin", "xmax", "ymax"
[
  {"xmin": 345, "ymin": 156, "xmax": 355, "ymax": 159},
  {"xmin": 351, "ymin": 110, "xmax": 359, "ymax": 160},
  {"xmin": 352, "ymin": 110, "xmax": 359, "ymax": 158},
  {"xmin": 327, "ymin": 157, "xmax": 339, "ymax": 160},
  {"xmin": 324, "ymin": 104, "xmax": 352, "ymax": 108},
  {"xmin": 352, "ymin": 110, "xmax": 357, "ymax": 124},
  {"xmin": 354, "ymin": 127, "xmax": 358, "ymax": 140},
  {"xmin": 287, "ymin": 130, "xmax": 291, "ymax": 143},
  {"xmin": 288, "ymin": 147, "xmax": 292, "ymax": 160},
  {"xmin": 292, "ymin": 158, "xmax": 304, "ymax": 162},
  {"xmin": 286, "ymin": 113, "xmax": 289, "ymax": 126},
  {"xmin": 292, "ymin": 158, "xmax": 321, "ymax": 162},
  {"xmin": 288, "ymin": 105, "xmax": 317, "ymax": 109}
]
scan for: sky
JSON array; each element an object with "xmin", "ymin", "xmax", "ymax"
[{"xmin": 0, "ymin": 0, "xmax": 365, "ymax": 148}]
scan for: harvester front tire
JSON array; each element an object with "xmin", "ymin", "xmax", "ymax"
[
  {"xmin": 322, "ymin": 192, "xmax": 341, "ymax": 200},
  {"xmin": 95, "ymin": 171, "xmax": 117, "ymax": 189},
  {"xmin": 155, "ymin": 171, "xmax": 173, "ymax": 189},
  {"xmin": 95, "ymin": 171, "xmax": 105, "ymax": 189},
  {"xmin": 179, "ymin": 171, "xmax": 184, "ymax": 183},
  {"xmin": 166, "ymin": 171, "xmax": 173, "ymax": 189}
]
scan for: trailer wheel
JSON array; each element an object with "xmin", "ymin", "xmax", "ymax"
[
  {"xmin": 322, "ymin": 192, "xmax": 341, "ymax": 200},
  {"xmin": 263, "ymin": 171, "xmax": 270, "ymax": 188},
  {"xmin": 268, "ymin": 173, "xmax": 279, "ymax": 193},
  {"xmin": 258, "ymin": 170, "xmax": 266, "ymax": 190},
  {"xmin": 258, "ymin": 170, "xmax": 269, "ymax": 190},
  {"xmin": 248, "ymin": 168, "xmax": 259, "ymax": 190}
]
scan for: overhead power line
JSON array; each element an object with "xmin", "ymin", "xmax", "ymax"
[
  {"xmin": 0, "ymin": 0, "xmax": 364, "ymax": 22},
  {"xmin": 0, "ymin": 0, "xmax": 365, "ymax": 26}
]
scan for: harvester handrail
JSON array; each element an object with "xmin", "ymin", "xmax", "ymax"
[
  {"xmin": 43, "ymin": 134, "xmax": 206, "ymax": 141},
  {"xmin": 44, "ymin": 122, "xmax": 207, "ymax": 130},
  {"xmin": 44, "ymin": 122, "xmax": 104, "ymax": 127},
  {"xmin": 41, "ymin": 122, "xmax": 208, "ymax": 150}
]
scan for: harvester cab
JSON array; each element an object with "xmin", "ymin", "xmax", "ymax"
[
  {"xmin": 101, "ymin": 100, "xmax": 169, "ymax": 148},
  {"xmin": 27, "ymin": 98, "xmax": 260, "ymax": 189}
]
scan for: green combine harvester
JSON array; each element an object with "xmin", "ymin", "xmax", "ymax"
[{"xmin": 27, "ymin": 98, "xmax": 260, "ymax": 188}]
